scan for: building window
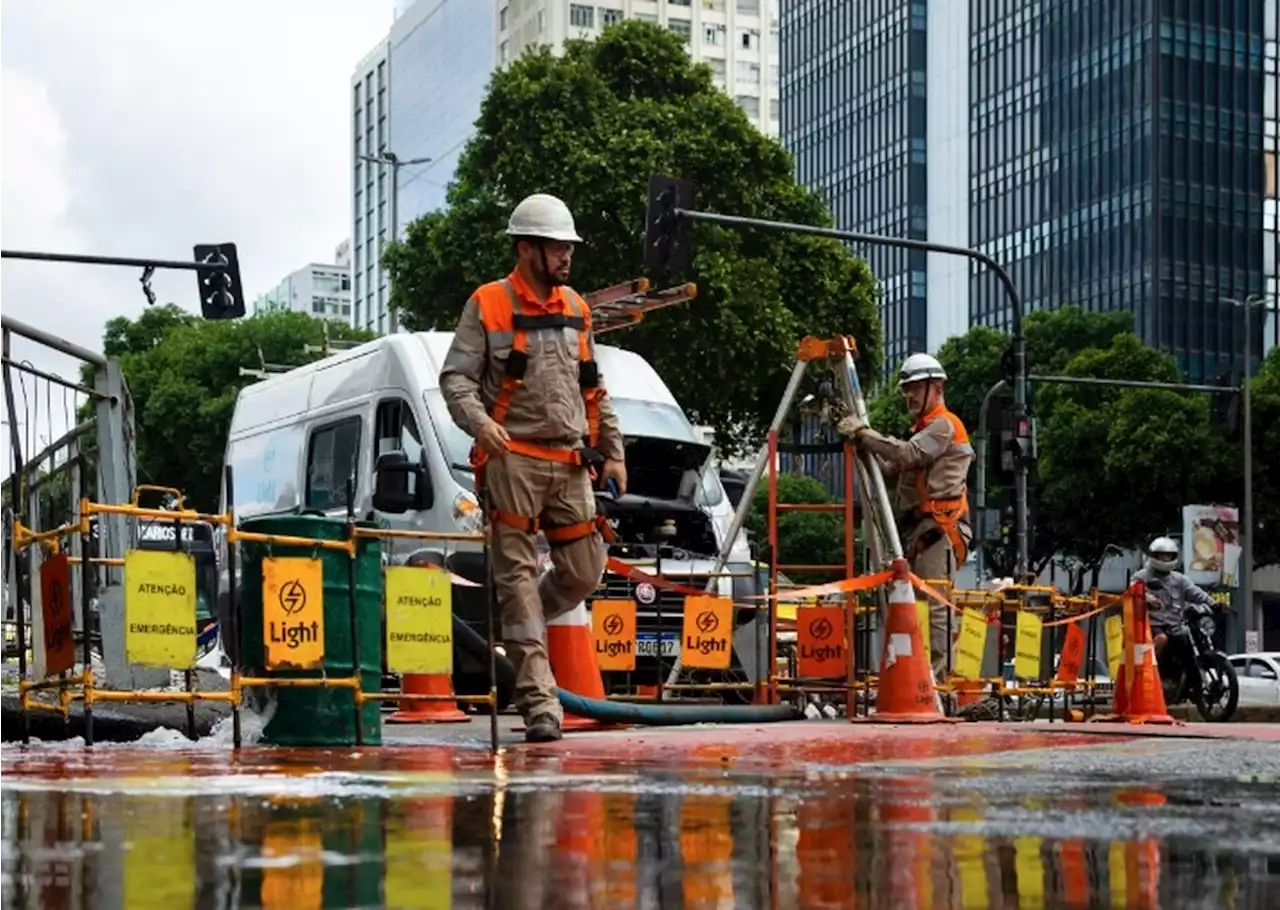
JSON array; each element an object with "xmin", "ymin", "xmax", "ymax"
[
  {"xmin": 737, "ymin": 0, "xmax": 759, "ymax": 13},
  {"xmin": 500, "ymin": 40, "xmax": 509, "ymax": 65},
  {"xmin": 704, "ymin": 24, "xmax": 724, "ymax": 46},
  {"xmin": 601, "ymin": 7, "xmax": 623, "ymax": 26},
  {"xmin": 537, "ymin": 9, "xmax": 545, "ymax": 32},
  {"xmin": 739, "ymin": 28, "xmax": 758, "ymax": 50},
  {"xmin": 670, "ymin": 0, "xmax": 692, "ymax": 6},
  {"xmin": 702, "ymin": 0, "xmax": 725, "ymax": 11},
  {"xmin": 499, "ymin": 5, "xmax": 507, "ymax": 31},
  {"xmin": 668, "ymin": 19, "xmax": 691, "ymax": 43},
  {"xmin": 569, "ymin": 4, "xmax": 594, "ymax": 28},
  {"xmin": 736, "ymin": 95, "xmax": 760, "ymax": 120},
  {"xmin": 736, "ymin": 61, "xmax": 759, "ymax": 84}
]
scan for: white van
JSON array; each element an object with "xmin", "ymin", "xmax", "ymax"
[{"xmin": 216, "ymin": 331, "xmax": 761, "ymax": 700}]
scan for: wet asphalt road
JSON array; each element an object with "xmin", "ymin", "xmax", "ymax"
[{"xmin": 2, "ymin": 719, "xmax": 1279, "ymax": 910}]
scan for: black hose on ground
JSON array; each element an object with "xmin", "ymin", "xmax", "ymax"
[{"xmin": 452, "ymin": 615, "xmax": 803, "ymax": 726}]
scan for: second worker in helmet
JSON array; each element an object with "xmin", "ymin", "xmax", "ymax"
[
  {"xmin": 439, "ymin": 193, "xmax": 628, "ymax": 743},
  {"xmin": 837, "ymin": 353, "xmax": 973, "ymax": 683}
]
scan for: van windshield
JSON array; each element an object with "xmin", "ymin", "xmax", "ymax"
[{"xmin": 423, "ymin": 391, "xmax": 723, "ymax": 505}]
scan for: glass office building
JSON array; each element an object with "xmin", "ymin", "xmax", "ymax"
[
  {"xmin": 783, "ymin": 0, "xmax": 1276, "ymax": 382},
  {"xmin": 781, "ymin": 0, "xmax": 931, "ymax": 375},
  {"xmin": 390, "ymin": 0, "xmax": 496, "ymax": 229}
]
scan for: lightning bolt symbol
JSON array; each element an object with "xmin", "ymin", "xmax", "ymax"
[{"xmin": 282, "ymin": 581, "xmax": 303, "ymax": 612}]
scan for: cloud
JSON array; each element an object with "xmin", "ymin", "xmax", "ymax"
[{"xmin": 1, "ymin": 1, "xmax": 388, "ymax": 480}]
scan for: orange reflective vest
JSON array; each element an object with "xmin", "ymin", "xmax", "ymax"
[
  {"xmin": 909, "ymin": 405, "xmax": 971, "ymax": 564},
  {"xmin": 470, "ymin": 278, "xmax": 614, "ymax": 546}
]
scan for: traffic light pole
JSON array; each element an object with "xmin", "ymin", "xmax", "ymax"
[
  {"xmin": 664, "ymin": 205, "xmax": 1033, "ymax": 578},
  {"xmin": 1, "ymin": 245, "xmax": 244, "ymax": 319}
]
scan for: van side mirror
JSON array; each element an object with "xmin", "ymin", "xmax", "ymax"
[{"xmin": 373, "ymin": 451, "xmax": 432, "ymax": 514}]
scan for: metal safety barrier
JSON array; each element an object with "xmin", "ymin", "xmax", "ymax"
[{"xmin": 8, "ymin": 468, "xmax": 503, "ymax": 752}]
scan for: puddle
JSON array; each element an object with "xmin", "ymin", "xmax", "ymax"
[{"xmin": 4, "ymin": 736, "xmax": 1280, "ymax": 909}]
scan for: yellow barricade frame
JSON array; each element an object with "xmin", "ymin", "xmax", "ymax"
[{"xmin": 7, "ymin": 477, "xmax": 504, "ymax": 753}]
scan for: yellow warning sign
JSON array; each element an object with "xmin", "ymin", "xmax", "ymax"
[
  {"xmin": 680, "ymin": 596, "xmax": 733, "ymax": 670},
  {"xmin": 124, "ymin": 549, "xmax": 197, "ymax": 669},
  {"xmin": 1105, "ymin": 614, "xmax": 1125, "ymax": 680},
  {"xmin": 952, "ymin": 608, "xmax": 988, "ymax": 680},
  {"xmin": 916, "ymin": 600, "xmax": 931, "ymax": 658},
  {"xmin": 263, "ymin": 557, "xmax": 325, "ymax": 669},
  {"xmin": 385, "ymin": 565, "xmax": 453, "ymax": 675},
  {"xmin": 1013, "ymin": 610, "xmax": 1044, "ymax": 680}
]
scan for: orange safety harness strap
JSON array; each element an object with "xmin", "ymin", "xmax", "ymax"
[
  {"xmin": 471, "ymin": 280, "xmax": 610, "ymax": 545},
  {"xmin": 910, "ymin": 406, "xmax": 970, "ymax": 565}
]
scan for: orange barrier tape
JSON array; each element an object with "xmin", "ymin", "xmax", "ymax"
[
  {"xmin": 604, "ymin": 557, "xmax": 711, "ymax": 598},
  {"xmin": 750, "ymin": 570, "xmax": 894, "ymax": 602}
]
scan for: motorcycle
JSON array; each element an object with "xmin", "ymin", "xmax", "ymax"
[{"xmin": 1149, "ymin": 589, "xmax": 1239, "ymax": 722}]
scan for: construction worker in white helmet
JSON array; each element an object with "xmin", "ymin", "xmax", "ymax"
[
  {"xmin": 837, "ymin": 352, "xmax": 973, "ymax": 682},
  {"xmin": 439, "ymin": 193, "xmax": 628, "ymax": 742}
]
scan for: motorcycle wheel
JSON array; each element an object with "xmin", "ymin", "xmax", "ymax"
[{"xmin": 1194, "ymin": 652, "xmax": 1239, "ymax": 722}]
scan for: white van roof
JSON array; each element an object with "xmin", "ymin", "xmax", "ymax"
[{"xmin": 227, "ymin": 329, "xmax": 680, "ymax": 438}]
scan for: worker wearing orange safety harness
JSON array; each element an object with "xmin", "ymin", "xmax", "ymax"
[
  {"xmin": 837, "ymin": 353, "xmax": 973, "ymax": 680},
  {"xmin": 439, "ymin": 193, "xmax": 628, "ymax": 743}
]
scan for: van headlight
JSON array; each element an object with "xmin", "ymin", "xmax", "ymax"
[{"xmin": 453, "ymin": 492, "xmax": 485, "ymax": 533}]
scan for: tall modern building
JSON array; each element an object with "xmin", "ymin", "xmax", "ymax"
[
  {"xmin": 351, "ymin": 39, "xmax": 392, "ymax": 335},
  {"xmin": 352, "ymin": 0, "xmax": 781, "ymax": 337},
  {"xmin": 782, "ymin": 0, "xmax": 1278, "ymax": 382}
]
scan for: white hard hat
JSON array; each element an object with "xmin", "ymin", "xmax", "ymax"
[
  {"xmin": 897, "ymin": 353, "xmax": 947, "ymax": 389},
  {"xmin": 1146, "ymin": 535, "xmax": 1180, "ymax": 573},
  {"xmin": 505, "ymin": 193, "xmax": 583, "ymax": 243}
]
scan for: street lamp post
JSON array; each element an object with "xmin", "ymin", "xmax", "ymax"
[
  {"xmin": 358, "ymin": 148, "xmax": 431, "ymax": 333},
  {"xmin": 1223, "ymin": 294, "xmax": 1267, "ymax": 649}
]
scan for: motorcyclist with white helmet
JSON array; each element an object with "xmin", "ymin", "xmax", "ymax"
[
  {"xmin": 1132, "ymin": 536, "xmax": 1216, "ymax": 659},
  {"xmin": 837, "ymin": 352, "xmax": 973, "ymax": 681}
]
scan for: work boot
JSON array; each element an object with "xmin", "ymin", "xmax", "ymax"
[{"xmin": 524, "ymin": 713, "xmax": 563, "ymax": 743}]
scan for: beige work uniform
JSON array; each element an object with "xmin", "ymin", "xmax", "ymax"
[
  {"xmin": 440, "ymin": 270, "xmax": 624, "ymax": 724},
  {"xmin": 857, "ymin": 405, "xmax": 973, "ymax": 679}
]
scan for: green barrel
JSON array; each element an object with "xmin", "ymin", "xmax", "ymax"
[{"xmin": 238, "ymin": 515, "xmax": 383, "ymax": 746}]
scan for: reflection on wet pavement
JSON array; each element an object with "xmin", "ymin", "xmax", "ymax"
[{"xmin": 3, "ymin": 734, "xmax": 1280, "ymax": 909}]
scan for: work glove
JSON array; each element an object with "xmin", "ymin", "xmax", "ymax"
[{"xmin": 836, "ymin": 413, "xmax": 867, "ymax": 440}]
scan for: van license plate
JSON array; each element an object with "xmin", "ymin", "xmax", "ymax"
[{"xmin": 636, "ymin": 633, "xmax": 680, "ymax": 658}]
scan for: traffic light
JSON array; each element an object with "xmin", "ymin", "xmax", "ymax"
[
  {"xmin": 193, "ymin": 242, "xmax": 245, "ymax": 320},
  {"xmin": 999, "ymin": 416, "xmax": 1037, "ymax": 473},
  {"xmin": 643, "ymin": 174, "xmax": 694, "ymax": 275}
]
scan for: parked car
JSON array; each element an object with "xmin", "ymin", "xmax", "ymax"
[{"xmin": 1225, "ymin": 651, "xmax": 1280, "ymax": 707}]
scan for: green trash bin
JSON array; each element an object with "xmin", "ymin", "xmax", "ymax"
[{"xmin": 238, "ymin": 514, "xmax": 383, "ymax": 746}]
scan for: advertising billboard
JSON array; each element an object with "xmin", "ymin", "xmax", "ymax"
[{"xmin": 1181, "ymin": 504, "xmax": 1241, "ymax": 588}]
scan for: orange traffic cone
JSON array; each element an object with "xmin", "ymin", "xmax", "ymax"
[
  {"xmin": 545, "ymin": 601, "xmax": 608, "ymax": 731},
  {"xmin": 386, "ymin": 671, "xmax": 471, "ymax": 724},
  {"xmin": 865, "ymin": 558, "xmax": 956, "ymax": 724},
  {"xmin": 1115, "ymin": 582, "xmax": 1175, "ymax": 724}
]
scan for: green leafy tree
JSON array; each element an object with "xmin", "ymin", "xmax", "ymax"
[
  {"xmin": 744, "ymin": 473, "xmax": 848, "ymax": 585},
  {"xmin": 1247, "ymin": 347, "xmax": 1280, "ymax": 567},
  {"xmin": 78, "ymin": 307, "xmax": 375, "ymax": 513},
  {"xmin": 865, "ymin": 308, "xmax": 1238, "ymax": 577},
  {"xmin": 381, "ymin": 21, "xmax": 881, "ymax": 456}
]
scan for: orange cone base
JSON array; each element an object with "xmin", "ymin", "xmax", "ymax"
[
  {"xmin": 854, "ymin": 712, "xmax": 961, "ymax": 725},
  {"xmin": 385, "ymin": 672, "xmax": 472, "ymax": 724},
  {"xmin": 386, "ymin": 703, "xmax": 471, "ymax": 724}
]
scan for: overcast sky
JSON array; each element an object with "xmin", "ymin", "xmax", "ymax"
[{"xmin": 1, "ymin": 1, "xmax": 390, "ymax": 481}]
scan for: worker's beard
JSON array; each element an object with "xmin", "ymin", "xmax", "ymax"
[{"xmin": 538, "ymin": 247, "xmax": 569, "ymax": 287}]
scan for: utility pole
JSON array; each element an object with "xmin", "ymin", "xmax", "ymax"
[
  {"xmin": 1222, "ymin": 294, "xmax": 1267, "ymax": 649},
  {"xmin": 358, "ymin": 148, "xmax": 431, "ymax": 334}
]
